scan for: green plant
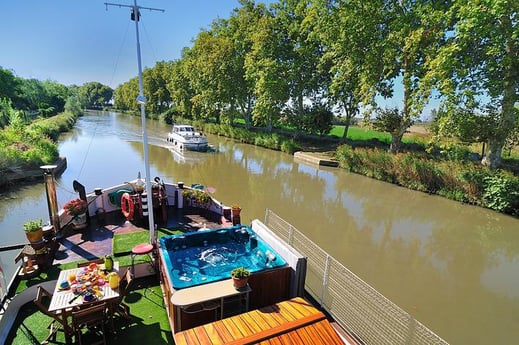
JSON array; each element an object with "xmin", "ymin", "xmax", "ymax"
[
  {"xmin": 182, "ymin": 189, "xmax": 211, "ymax": 206},
  {"xmin": 231, "ymin": 267, "xmax": 250, "ymax": 279},
  {"xmin": 23, "ymin": 219, "xmax": 43, "ymax": 232}
]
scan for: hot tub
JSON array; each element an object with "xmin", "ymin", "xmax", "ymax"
[{"xmin": 159, "ymin": 225, "xmax": 286, "ymax": 289}]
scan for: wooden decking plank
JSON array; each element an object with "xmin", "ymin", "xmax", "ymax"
[
  {"xmin": 258, "ymin": 305, "xmax": 292, "ymax": 325},
  {"xmin": 228, "ymin": 313, "xmax": 255, "ymax": 337},
  {"xmin": 176, "ymin": 329, "xmax": 202, "ymax": 345},
  {"xmin": 221, "ymin": 316, "xmax": 247, "ymax": 339},
  {"xmin": 240, "ymin": 310, "xmax": 266, "ymax": 333},
  {"xmin": 193, "ymin": 325, "xmax": 217, "ymax": 345},
  {"xmin": 279, "ymin": 298, "xmax": 313, "ymax": 320},
  {"xmin": 199, "ymin": 324, "xmax": 221, "ymax": 342},
  {"xmin": 209, "ymin": 321, "xmax": 235, "ymax": 343},
  {"xmin": 173, "ymin": 333, "xmax": 188, "ymax": 345},
  {"xmin": 305, "ymin": 320, "xmax": 346, "ymax": 344},
  {"xmin": 253, "ymin": 308, "xmax": 283, "ymax": 329},
  {"xmin": 227, "ymin": 311, "xmax": 326, "ymax": 345}
]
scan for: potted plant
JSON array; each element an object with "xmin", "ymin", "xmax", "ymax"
[
  {"xmin": 182, "ymin": 189, "xmax": 211, "ymax": 208},
  {"xmin": 63, "ymin": 198, "xmax": 88, "ymax": 226},
  {"xmin": 23, "ymin": 219, "xmax": 43, "ymax": 243},
  {"xmin": 231, "ymin": 267, "xmax": 250, "ymax": 289}
]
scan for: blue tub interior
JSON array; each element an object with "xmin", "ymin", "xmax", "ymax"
[{"xmin": 160, "ymin": 225, "xmax": 286, "ymax": 289}]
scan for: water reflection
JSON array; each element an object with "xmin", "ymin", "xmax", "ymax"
[{"xmin": 1, "ymin": 111, "xmax": 518, "ymax": 344}]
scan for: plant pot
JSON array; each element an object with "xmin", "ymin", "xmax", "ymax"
[
  {"xmin": 232, "ymin": 276, "xmax": 249, "ymax": 289},
  {"xmin": 72, "ymin": 213, "xmax": 87, "ymax": 230},
  {"xmin": 26, "ymin": 228, "xmax": 43, "ymax": 243}
]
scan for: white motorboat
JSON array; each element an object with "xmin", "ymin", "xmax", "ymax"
[{"xmin": 166, "ymin": 124, "xmax": 209, "ymax": 152}]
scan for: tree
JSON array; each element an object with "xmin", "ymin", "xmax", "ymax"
[
  {"xmin": 182, "ymin": 29, "xmax": 236, "ymax": 122},
  {"xmin": 218, "ymin": 0, "xmax": 266, "ymax": 128},
  {"xmin": 377, "ymin": 0, "xmax": 450, "ymax": 153},
  {"xmin": 272, "ymin": 0, "xmax": 328, "ymax": 138},
  {"xmin": 428, "ymin": 0, "xmax": 519, "ymax": 168},
  {"xmin": 166, "ymin": 56, "xmax": 195, "ymax": 119},
  {"xmin": 312, "ymin": 0, "xmax": 387, "ymax": 142},
  {"xmin": 79, "ymin": 82, "xmax": 113, "ymax": 109},
  {"xmin": 114, "ymin": 78, "xmax": 138, "ymax": 112},
  {"xmin": 244, "ymin": 5, "xmax": 288, "ymax": 131},
  {"xmin": 143, "ymin": 61, "xmax": 172, "ymax": 115},
  {"xmin": 0, "ymin": 67, "xmax": 22, "ymax": 107}
]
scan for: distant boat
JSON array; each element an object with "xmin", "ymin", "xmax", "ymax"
[{"xmin": 166, "ymin": 124, "xmax": 209, "ymax": 152}]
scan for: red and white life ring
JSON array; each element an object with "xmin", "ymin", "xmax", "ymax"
[{"xmin": 120, "ymin": 192, "xmax": 134, "ymax": 220}]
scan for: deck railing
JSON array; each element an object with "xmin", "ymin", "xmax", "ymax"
[{"xmin": 264, "ymin": 209, "xmax": 449, "ymax": 345}]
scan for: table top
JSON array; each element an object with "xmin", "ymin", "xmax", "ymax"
[
  {"xmin": 170, "ymin": 279, "xmax": 251, "ymax": 307},
  {"xmin": 48, "ymin": 263, "xmax": 120, "ymax": 312}
]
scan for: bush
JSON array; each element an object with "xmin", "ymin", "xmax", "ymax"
[{"xmin": 482, "ymin": 172, "xmax": 519, "ymax": 215}]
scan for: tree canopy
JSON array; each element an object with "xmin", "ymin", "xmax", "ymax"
[{"xmin": 108, "ymin": 0, "xmax": 517, "ymax": 168}]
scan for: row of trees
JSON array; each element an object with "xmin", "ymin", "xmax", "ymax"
[
  {"xmin": 0, "ymin": 66, "xmax": 114, "ymax": 127},
  {"xmin": 113, "ymin": 0, "xmax": 517, "ymax": 169}
]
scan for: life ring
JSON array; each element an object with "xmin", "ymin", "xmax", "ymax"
[{"xmin": 121, "ymin": 193, "xmax": 134, "ymax": 220}]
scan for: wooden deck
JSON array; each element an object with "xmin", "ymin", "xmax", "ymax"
[{"xmin": 174, "ymin": 297, "xmax": 346, "ymax": 345}]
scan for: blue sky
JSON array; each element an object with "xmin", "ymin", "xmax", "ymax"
[{"xmin": 1, "ymin": 1, "xmax": 266, "ymax": 88}]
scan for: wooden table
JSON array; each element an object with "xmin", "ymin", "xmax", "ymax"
[
  {"xmin": 170, "ymin": 279, "xmax": 251, "ymax": 332},
  {"xmin": 49, "ymin": 263, "xmax": 120, "ymax": 312}
]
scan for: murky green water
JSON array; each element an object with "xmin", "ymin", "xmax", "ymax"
[{"xmin": 1, "ymin": 110, "xmax": 518, "ymax": 344}]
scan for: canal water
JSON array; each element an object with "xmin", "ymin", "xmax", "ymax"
[{"xmin": 1, "ymin": 111, "xmax": 518, "ymax": 344}]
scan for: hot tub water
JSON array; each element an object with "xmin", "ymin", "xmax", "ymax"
[{"xmin": 160, "ymin": 225, "xmax": 286, "ymax": 289}]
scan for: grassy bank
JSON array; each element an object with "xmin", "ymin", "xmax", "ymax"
[
  {"xmin": 0, "ymin": 112, "xmax": 77, "ymax": 187},
  {"xmin": 183, "ymin": 117, "xmax": 519, "ymax": 217}
]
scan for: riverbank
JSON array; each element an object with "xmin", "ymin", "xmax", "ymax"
[
  {"xmin": 0, "ymin": 111, "xmax": 77, "ymax": 188},
  {"xmin": 3, "ymin": 156, "xmax": 67, "ymax": 185}
]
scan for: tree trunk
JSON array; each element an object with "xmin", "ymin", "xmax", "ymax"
[
  {"xmin": 390, "ymin": 129, "xmax": 406, "ymax": 153},
  {"xmin": 482, "ymin": 139, "xmax": 503, "ymax": 169},
  {"xmin": 482, "ymin": 60, "xmax": 517, "ymax": 169}
]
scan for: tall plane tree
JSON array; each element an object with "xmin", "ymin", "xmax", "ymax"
[
  {"xmin": 428, "ymin": 0, "xmax": 518, "ymax": 168},
  {"xmin": 313, "ymin": 0, "xmax": 389, "ymax": 142}
]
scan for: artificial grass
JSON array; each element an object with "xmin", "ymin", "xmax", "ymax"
[
  {"xmin": 113, "ymin": 228, "xmax": 184, "ymax": 256},
  {"xmin": 7, "ymin": 276, "xmax": 172, "ymax": 345},
  {"xmin": 113, "ymin": 230, "xmax": 150, "ymax": 255}
]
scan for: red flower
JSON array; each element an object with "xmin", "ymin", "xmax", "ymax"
[{"xmin": 63, "ymin": 198, "xmax": 87, "ymax": 216}]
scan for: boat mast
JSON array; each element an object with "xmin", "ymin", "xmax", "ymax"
[{"xmin": 104, "ymin": 1, "xmax": 164, "ymax": 244}]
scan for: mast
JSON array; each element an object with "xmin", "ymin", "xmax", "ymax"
[{"xmin": 104, "ymin": 1, "xmax": 164, "ymax": 244}]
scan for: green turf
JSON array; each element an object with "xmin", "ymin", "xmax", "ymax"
[
  {"xmin": 113, "ymin": 228, "xmax": 184, "ymax": 256},
  {"xmin": 7, "ymin": 276, "xmax": 172, "ymax": 345},
  {"xmin": 113, "ymin": 231, "xmax": 150, "ymax": 255}
]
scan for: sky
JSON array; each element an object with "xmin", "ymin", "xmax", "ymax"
[{"xmin": 1, "ymin": 1, "xmax": 269, "ymax": 88}]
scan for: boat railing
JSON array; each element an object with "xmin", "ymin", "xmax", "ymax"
[{"xmin": 264, "ymin": 209, "xmax": 449, "ymax": 345}]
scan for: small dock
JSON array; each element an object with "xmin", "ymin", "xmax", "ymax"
[{"xmin": 294, "ymin": 151, "xmax": 339, "ymax": 167}]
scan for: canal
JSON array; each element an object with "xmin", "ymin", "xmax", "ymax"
[{"xmin": 1, "ymin": 110, "xmax": 518, "ymax": 344}]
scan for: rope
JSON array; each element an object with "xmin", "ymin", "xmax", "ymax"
[
  {"xmin": 141, "ymin": 20, "xmax": 159, "ymax": 65},
  {"xmin": 109, "ymin": 19, "xmax": 132, "ymax": 88}
]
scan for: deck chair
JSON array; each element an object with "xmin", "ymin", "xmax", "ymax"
[
  {"xmin": 33, "ymin": 285, "xmax": 74, "ymax": 344},
  {"xmin": 71, "ymin": 301, "xmax": 107, "ymax": 345}
]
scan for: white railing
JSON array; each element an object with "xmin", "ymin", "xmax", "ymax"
[{"xmin": 264, "ymin": 209, "xmax": 449, "ymax": 345}]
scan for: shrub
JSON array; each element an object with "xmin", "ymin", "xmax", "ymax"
[{"xmin": 482, "ymin": 172, "xmax": 519, "ymax": 215}]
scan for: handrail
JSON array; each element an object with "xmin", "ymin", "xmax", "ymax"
[{"xmin": 264, "ymin": 209, "xmax": 449, "ymax": 345}]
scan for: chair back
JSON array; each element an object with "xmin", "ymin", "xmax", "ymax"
[
  {"xmin": 34, "ymin": 286, "xmax": 54, "ymax": 318},
  {"xmin": 117, "ymin": 268, "xmax": 134, "ymax": 297},
  {"xmin": 72, "ymin": 301, "xmax": 107, "ymax": 329}
]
